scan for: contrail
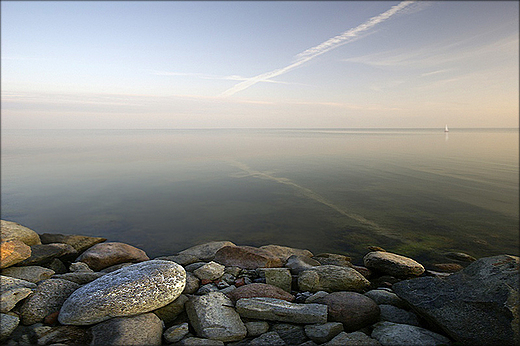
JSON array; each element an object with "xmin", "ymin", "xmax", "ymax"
[
  {"xmin": 228, "ymin": 159, "xmax": 399, "ymax": 239},
  {"xmin": 219, "ymin": 1, "xmax": 415, "ymax": 98}
]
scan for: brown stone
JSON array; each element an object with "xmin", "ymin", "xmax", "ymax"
[
  {"xmin": 226, "ymin": 283, "xmax": 295, "ymax": 303},
  {"xmin": 314, "ymin": 291, "xmax": 380, "ymax": 332},
  {"xmin": 431, "ymin": 263, "xmax": 464, "ymax": 273},
  {"xmin": 313, "ymin": 253, "xmax": 352, "ymax": 267},
  {"xmin": 43, "ymin": 311, "xmax": 60, "ymax": 326},
  {"xmin": 214, "ymin": 246, "xmax": 283, "ymax": 269},
  {"xmin": 75, "ymin": 242, "xmax": 149, "ymax": 271},
  {"xmin": 0, "ymin": 240, "xmax": 31, "ymax": 269},
  {"xmin": 260, "ymin": 245, "xmax": 313, "ymax": 263},
  {"xmin": 1, "ymin": 220, "xmax": 41, "ymax": 246}
]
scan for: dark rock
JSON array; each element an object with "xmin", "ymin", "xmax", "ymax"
[
  {"xmin": 89, "ymin": 313, "xmax": 163, "ymax": 346},
  {"xmin": 214, "ymin": 246, "xmax": 283, "ymax": 269},
  {"xmin": 324, "ymin": 331, "xmax": 380, "ymax": 346},
  {"xmin": 444, "ymin": 252, "xmax": 476, "ymax": 263},
  {"xmin": 371, "ymin": 322, "xmax": 450, "ymax": 346},
  {"xmin": 304, "ymin": 322, "xmax": 343, "ymax": 344},
  {"xmin": 36, "ymin": 325, "xmax": 92, "ymax": 345},
  {"xmin": 430, "ymin": 263, "xmax": 464, "ymax": 273},
  {"xmin": 249, "ymin": 331, "xmax": 286, "ymax": 346},
  {"xmin": 393, "ymin": 254, "xmax": 519, "ymax": 345},
  {"xmin": 285, "ymin": 255, "xmax": 320, "ymax": 275},
  {"xmin": 18, "ymin": 243, "xmax": 77, "ymax": 266},
  {"xmin": 39, "ymin": 233, "xmax": 106, "ymax": 253},
  {"xmin": 271, "ymin": 323, "xmax": 307, "ymax": 345},
  {"xmin": 153, "ymin": 294, "xmax": 189, "ymax": 326},
  {"xmin": 364, "ymin": 289, "xmax": 407, "ymax": 309},
  {"xmin": 379, "ymin": 304, "xmax": 419, "ymax": 326},
  {"xmin": 226, "ymin": 283, "xmax": 295, "ymax": 303},
  {"xmin": 314, "ymin": 291, "xmax": 380, "ymax": 332}
]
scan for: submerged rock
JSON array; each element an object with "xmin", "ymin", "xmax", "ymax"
[
  {"xmin": 58, "ymin": 260, "xmax": 185, "ymax": 325},
  {"xmin": 393, "ymin": 254, "xmax": 519, "ymax": 345}
]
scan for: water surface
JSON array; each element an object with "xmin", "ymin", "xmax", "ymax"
[{"xmin": 2, "ymin": 128, "xmax": 518, "ymax": 266}]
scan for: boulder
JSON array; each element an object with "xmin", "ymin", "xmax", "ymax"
[
  {"xmin": 236, "ymin": 297, "xmax": 327, "ymax": 324},
  {"xmin": 260, "ymin": 244, "xmax": 313, "ymax": 262},
  {"xmin": 304, "ymin": 322, "xmax": 344, "ymax": 344},
  {"xmin": 324, "ymin": 331, "xmax": 381, "ymax": 346},
  {"xmin": 0, "ymin": 240, "xmax": 32, "ymax": 269},
  {"xmin": 314, "ymin": 291, "xmax": 380, "ymax": 331},
  {"xmin": 35, "ymin": 325, "xmax": 92, "ymax": 345},
  {"xmin": 1, "ymin": 266, "xmax": 55, "ymax": 283},
  {"xmin": 244, "ymin": 321, "xmax": 270, "ymax": 337},
  {"xmin": 257, "ymin": 268, "xmax": 292, "ymax": 292},
  {"xmin": 193, "ymin": 261, "xmax": 225, "ymax": 281},
  {"xmin": 298, "ymin": 265, "xmax": 370, "ymax": 292},
  {"xmin": 20, "ymin": 278, "xmax": 81, "ymax": 325},
  {"xmin": 379, "ymin": 304, "xmax": 419, "ymax": 326},
  {"xmin": 364, "ymin": 289, "xmax": 407, "ymax": 309},
  {"xmin": 69, "ymin": 262, "xmax": 94, "ymax": 272},
  {"xmin": 177, "ymin": 241, "xmax": 236, "ymax": 262},
  {"xmin": 75, "ymin": 242, "xmax": 149, "ymax": 271},
  {"xmin": 363, "ymin": 251, "xmax": 425, "ymax": 277},
  {"xmin": 39, "ymin": 233, "xmax": 106, "ymax": 253},
  {"xmin": 59, "ymin": 260, "xmax": 186, "ymax": 325},
  {"xmin": 17, "ymin": 243, "xmax": 77, "ymax": 266},
  {"xmin": 214, "ymin": 246, "xmax": 283, "ymax": 269},
  {"xmin": 249, "ymin": 331, "xmax": 286, "ymax": 346},
  {"xmin": 393, "ymin": 254, "xmax": 519, "ymax": 345},
  {"xmin": 163, "ymin": 322, "xmax": 189, "ymax": 344},
  {"xmin": 1, "ymin": 220, "xmax": 41, "ymax": 246},
  {"xmin": 371, "ymin": 322, "xmax": 451, "ymax": 346},
  {"xmin": 312, "ymin": 253, "xmax": 352, "ymax": 267},
  {"xmin": 90, "ymin": 313, "xmax": 163, "ymax": 346},
  {"xmin": 0, "ymin": 313, "xmax": 19, "ymax": 340},
  {"xmin": 271, "ymin": 323, "xmax": 308, "ymax": 345},
  {"xmin": 153, "ymin": 294, "xmax": 189, "ymax": 325},
  {"xmin": 285, "ymin": 255, "xmax": 320, "ymax": 275},
  {"xmin": 185, "ymin": 291, "xmax": 247, "ymax": 342},
  {"xmin": 0, "ymin": 275, "xmax": 36, "ymax": 313},
  {"xmin": 183, "ymin": 272, "xmax": 200, "ymax": 294},
  {"xmin": 226, "ymin": 283, "xmax": 294, "ymax": 303}
]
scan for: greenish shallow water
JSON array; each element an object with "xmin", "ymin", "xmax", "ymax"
[{"xmin": 1, "ymin": 128, "xmax": 518, "ymax": 266}]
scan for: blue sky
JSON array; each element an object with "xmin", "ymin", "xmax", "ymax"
[{"xmin": 1, "ymin": 1, "xmax": 518, "ymax": 129}]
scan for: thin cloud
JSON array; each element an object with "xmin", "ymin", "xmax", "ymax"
[
  {"xmin": 218, "ymin": 1, "xmax": 416, "ymax": 97},
  {"xmin": 153, "ymin": 71, "xmax": 295, "ymax": 85}
]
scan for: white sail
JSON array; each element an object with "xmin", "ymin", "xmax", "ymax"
[{"xmin": 445, "ymin": 125, "xmax": 449, "ymax": 132}]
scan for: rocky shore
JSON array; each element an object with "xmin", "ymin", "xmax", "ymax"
[{"xmin": 1, "ymin": 219, "xmax": 518, "ymax": 345}]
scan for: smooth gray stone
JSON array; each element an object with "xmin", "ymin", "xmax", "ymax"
[
  {"xmin": 90, "ymin": 313, "xmax": 163, "ymax": 346},
  {"xmin": 236, "ymin": 297, "xmax": 327, "ymax": 324},
  {"xmin": 177, "ymin": 241, "xmax": 236, "ymax": 262},
  {"xmin": 304, "ymin": 322, "xmax": 344, "ymax": 344},
  {"xmin": 0, "ymin": 275, "xmax": 36, "ymax": 313},
  {"xmin": 20, "ymin": 278, "xmax": 80, "ymax": 325},
  {"xmin": 244, "ymin": 321, "xmax": 269, "ymax": 337},
  {"xmin": 59, "ymin": 260, "xmax": 186, "ymax": 325},
  {"xmin": 371, "ymin": 322, "xmax": 450, "ymax": 346},
  {"xmin": 193, "ymin": 261, "xmax": 225, "ymax": 281},
  {"xmin": 298, "ymin": 265, "xmax": 370, "ymax": 292},
  {"xmin": 0, "ymin": 313, "xmax": 19, "ymax": 340},
  {"xmin": 185, "ymin": 291, "xmax": 246, "ymax": 342},
  {"xmin": 393, "ymin": 255, "xmax": 519, "ymax": 345}
]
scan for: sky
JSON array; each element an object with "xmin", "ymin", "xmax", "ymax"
[{"xmin": 1, "ymin": 1, "xmax": 518, "ymax": 129}]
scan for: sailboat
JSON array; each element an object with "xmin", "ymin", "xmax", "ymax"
[{"xmin": 444, "ymin": 124, "xmax": 449, "ymax": 132}]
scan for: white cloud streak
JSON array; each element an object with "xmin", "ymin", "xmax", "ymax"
[{"xmin": 218, "ymin": 1, "xmax": 416, "ymax": 97}]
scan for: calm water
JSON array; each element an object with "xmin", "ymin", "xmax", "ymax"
[{"xmin": 1, "ymin": 128, "xmax": 518, "ymax": 266}]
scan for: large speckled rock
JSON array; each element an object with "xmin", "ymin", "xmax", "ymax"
[
  {"xmin": 90, "ymin": 313, "xmax": 163, "ymax": 346},
  {"xmin": 1, "ymin": 220, "xmax": 41, "ymax": 246},
  {"xmin": 214, "ymin": 246, "xmax": 283, "ymax": 269},
  {"xmin": 186, "ymin": 291, "xmax": 247, "ymax": 342},
  {"xmin": 236, "ymin": 297, "xmax": 328, "ymax": 324},
  {"xmin": 393, "ymin": 254, "xmax": 519, "ymax": 345},
  {"xmin": 371, "ymin": 322, "xmax": 451, "ymax": 346},
  {"xmin": 0, "ymin": 240, "xmax": 31, "ymax": 269},
  {"xmin": 58, "ymin": 260, "xmax": 186, "ymax": 325},
  {"xmin": 0, "ymin": 275, "xmax": 36, "ymax": 313},
  {"xmin": 363, "ymin": 251, "xmax": 424, "ymax": 277},
  {"xmin": 39, "ymin": 233, "xmax": 106, "ymax": 253},
  {"xmin": 75, "ymin": 242, "xmax": 149, "ymax": 271},
  {"xmin": 260, "ymin": 245, "xmax": 313, "ymax": 263},
  {"xmin": 20, "ymin": 278, "xmax": 80, "ymax": 325},
  {"xmin": 1, "ymin": 266, "xmax": 55, "ymax": 283},
  {"xmin": 177, "ymin": 241, "xmax": 236, "ymax": 262},
  {"xmin": 298, "ymin": 265, "xmax": 370, "ymax": 293}
]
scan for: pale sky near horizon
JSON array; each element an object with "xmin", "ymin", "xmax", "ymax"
[{"xmin": 1, "ymin": 1, "xmax": 518, "ymax": 129}]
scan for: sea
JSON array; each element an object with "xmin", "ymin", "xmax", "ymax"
[{"xmin": 1, "ymin": 128, "xmax": 518, "ymax": 266}]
